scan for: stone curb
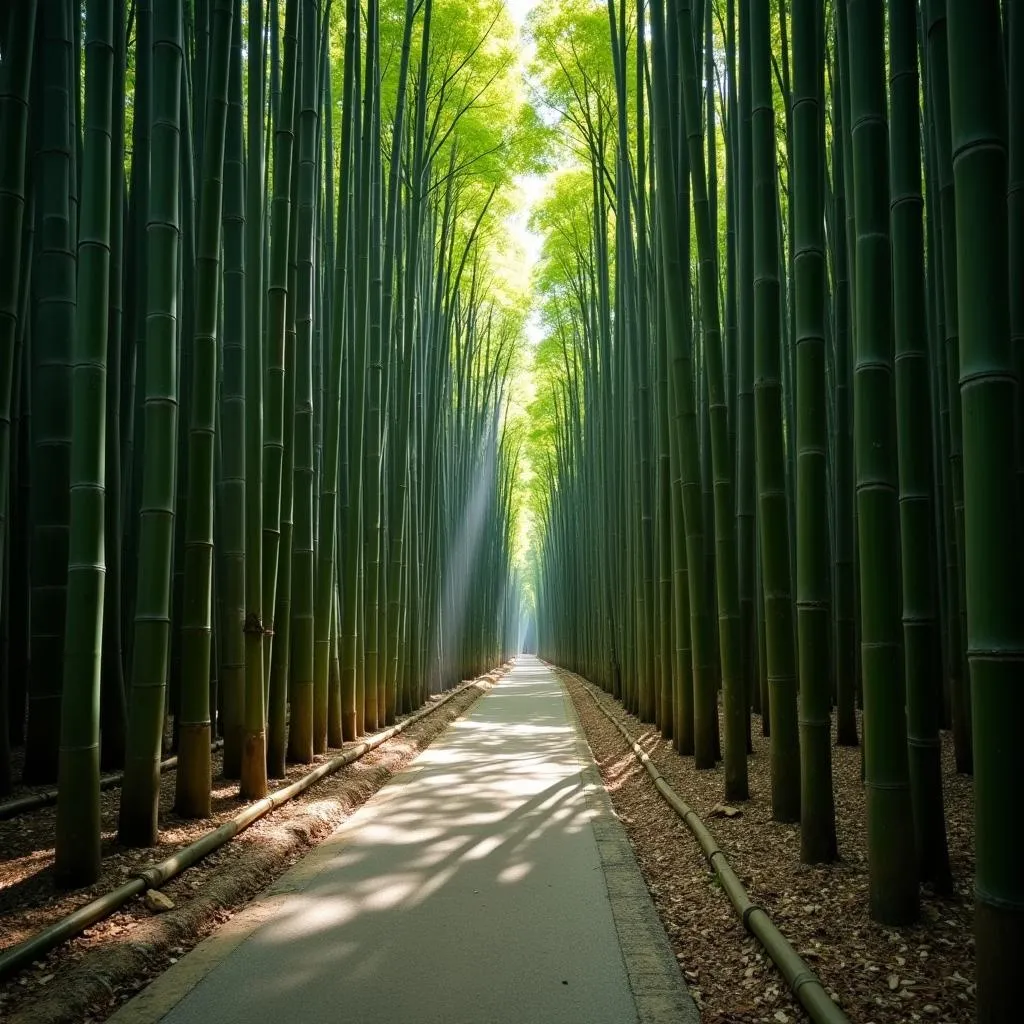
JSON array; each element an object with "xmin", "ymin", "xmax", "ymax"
[{"xmin": 559, "ymin": 678, "xmax": 701, "ymax": 1024}]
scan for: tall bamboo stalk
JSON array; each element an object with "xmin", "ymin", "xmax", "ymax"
[
  {"xmin": 54, "ymin": 0, "xmax": 113, "ymax": 886},
  {"xmin": 120, "ymin": 0, "xmax": 185, "ymax": 847}
]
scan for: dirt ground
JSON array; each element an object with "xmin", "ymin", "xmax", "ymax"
[
  {"xmin": 559, "ymin": 668, "xmax": 975, "ymax": 1024},
  {"xmin": 0, "ymin": 669, "xmax": 504, "ymax": 1024}
]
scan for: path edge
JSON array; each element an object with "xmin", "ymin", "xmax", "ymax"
[{"xmin": 559, "ymin": 677, "xmax": 701, "ymax": 1024}]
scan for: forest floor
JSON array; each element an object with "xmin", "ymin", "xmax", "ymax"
[
  {"xmin": 0, "ymin": 668, "xmax": 503, "ymax": 1024},
  {"xmin": 559, "ymin": 668, "xmax": 976, "ymax": 1024}
]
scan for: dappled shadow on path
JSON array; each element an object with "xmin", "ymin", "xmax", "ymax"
[{"xmin": 162, "ymin": 658, "xmax": 638, "ymax": 1024}]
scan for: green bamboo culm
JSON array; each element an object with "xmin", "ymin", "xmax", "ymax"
[
  {"xmin": 54, "ymin": 0, "xmax": 113, "ymax": 887},
  {"xmin": 99, "ymin": 0, "xmax": 128, "ymax": 774},
  {"xmin": 290, "ymin": 0, "xmax": 319, "ymax": 769},
  {"xmin": 314, "ymin": 0, "xmax": 359, "ymax": 751},
  {"xmin": 342, "ymin": 0, "xmax": 368, "ymax": 741},
  {"xmin": 379, "ymin": 0, "xmax": 419, "ymax": 727},
  {"xmin": 750, "ymin": 0, "xmax": 799, "ymax": 823},
  {"xmin": 831, "ymin": 0, "xmax": 857, "ymax": 748},
  {"xmin": 0, "ymin": 2, "xmax": 38, "ymax": 685},
  {"xmin": 924, "ymin": 0, "xmax": 972, "ymax": 775},
  {"xmin": 218, "ymin": 0, "xmax": 246, "ymax": 780},
  {"xmin": 886, "ymin": 0, "xmax": 951, "ymax": 892},
  {"xmin": 23, "ymin": 0, "xmax": 76, "ymax": 786},
  {"xmin": 791, "ymin": 0, "xmax": 835, "ymax": 861},
  {"xmin": 1011, "ymin": 0, "xmax": 1024, "ymax": 519},
  {"xmin": 266, "ymin": 0, "xmax": 301, "ymax": 774},
  {"xmin": 735, "ymin": 0, "xmax": 757, "ymax": 756},
  {"xmin": 240, "ymin": 0, "xmax": 269, "ymax": 801},
  {"xmin": 945, "ymin": 2, "xmax": 1024, "ymax": 1018},
  {"xmin": 0, "ymin": 0, "xmax": 38, "ymax": 798},
  {"xmin": 678, "ymin": 0, "xmax": 747, "ymax": 800},
  {"xmin": 361, "ymin": 0, "xmax": 384, "ymax": 734},
  {"xmin": 120, "ymin": 0, "xmax": 185, "ymax": 847},
  {"xmin": 336, "ymin": 0, "xmax": 361, "ymax": 744},
  {"xmin": 175, "ymin": 0, "xmax": 234, "ymax": 817},
  {"xmin": 845, "ymin": 0, "xmax": 919, "ymax": 925},
  {"xmin": 271, "ymin": 181, "xmax": 299, "ymax": 769},
  {"xmin": 655, "ymin": 0, "xmax": 696, "ymax": 757}
]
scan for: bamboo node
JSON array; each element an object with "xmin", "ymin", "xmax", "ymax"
[{"xmin": 243, "ymin": 613, "xmax": 267, "ymax": 636}]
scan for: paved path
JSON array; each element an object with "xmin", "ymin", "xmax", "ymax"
[{"xmin": 113, "ymin": 657, "xmax": 697, "ymax": 1024}]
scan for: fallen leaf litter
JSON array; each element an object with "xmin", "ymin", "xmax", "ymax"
[{"xmin": 558, "ymin": 667, "xmax": 975, "ymax": 1024}]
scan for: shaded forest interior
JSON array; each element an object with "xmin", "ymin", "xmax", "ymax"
[{"xmin": 0, "ymin": 0, "xmax": 1021, "ymax": 1022}]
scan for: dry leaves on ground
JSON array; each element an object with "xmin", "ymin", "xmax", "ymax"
[{"xmin": 559, "ymin": 669, "xmax": 975, "ymax": 1024}]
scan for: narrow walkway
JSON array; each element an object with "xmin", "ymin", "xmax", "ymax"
[{"xmin": 114, "ymin": 657, "xmax": 697, "ymax": 1024}]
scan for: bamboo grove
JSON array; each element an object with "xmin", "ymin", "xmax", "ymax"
[
  {"xmin": 528, "ymin": 0, "xmax": 1021, "ymax": 1019},
  {"xmin": 0, "ymin": 0, "xmax": 528, "ymax": 890}
]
